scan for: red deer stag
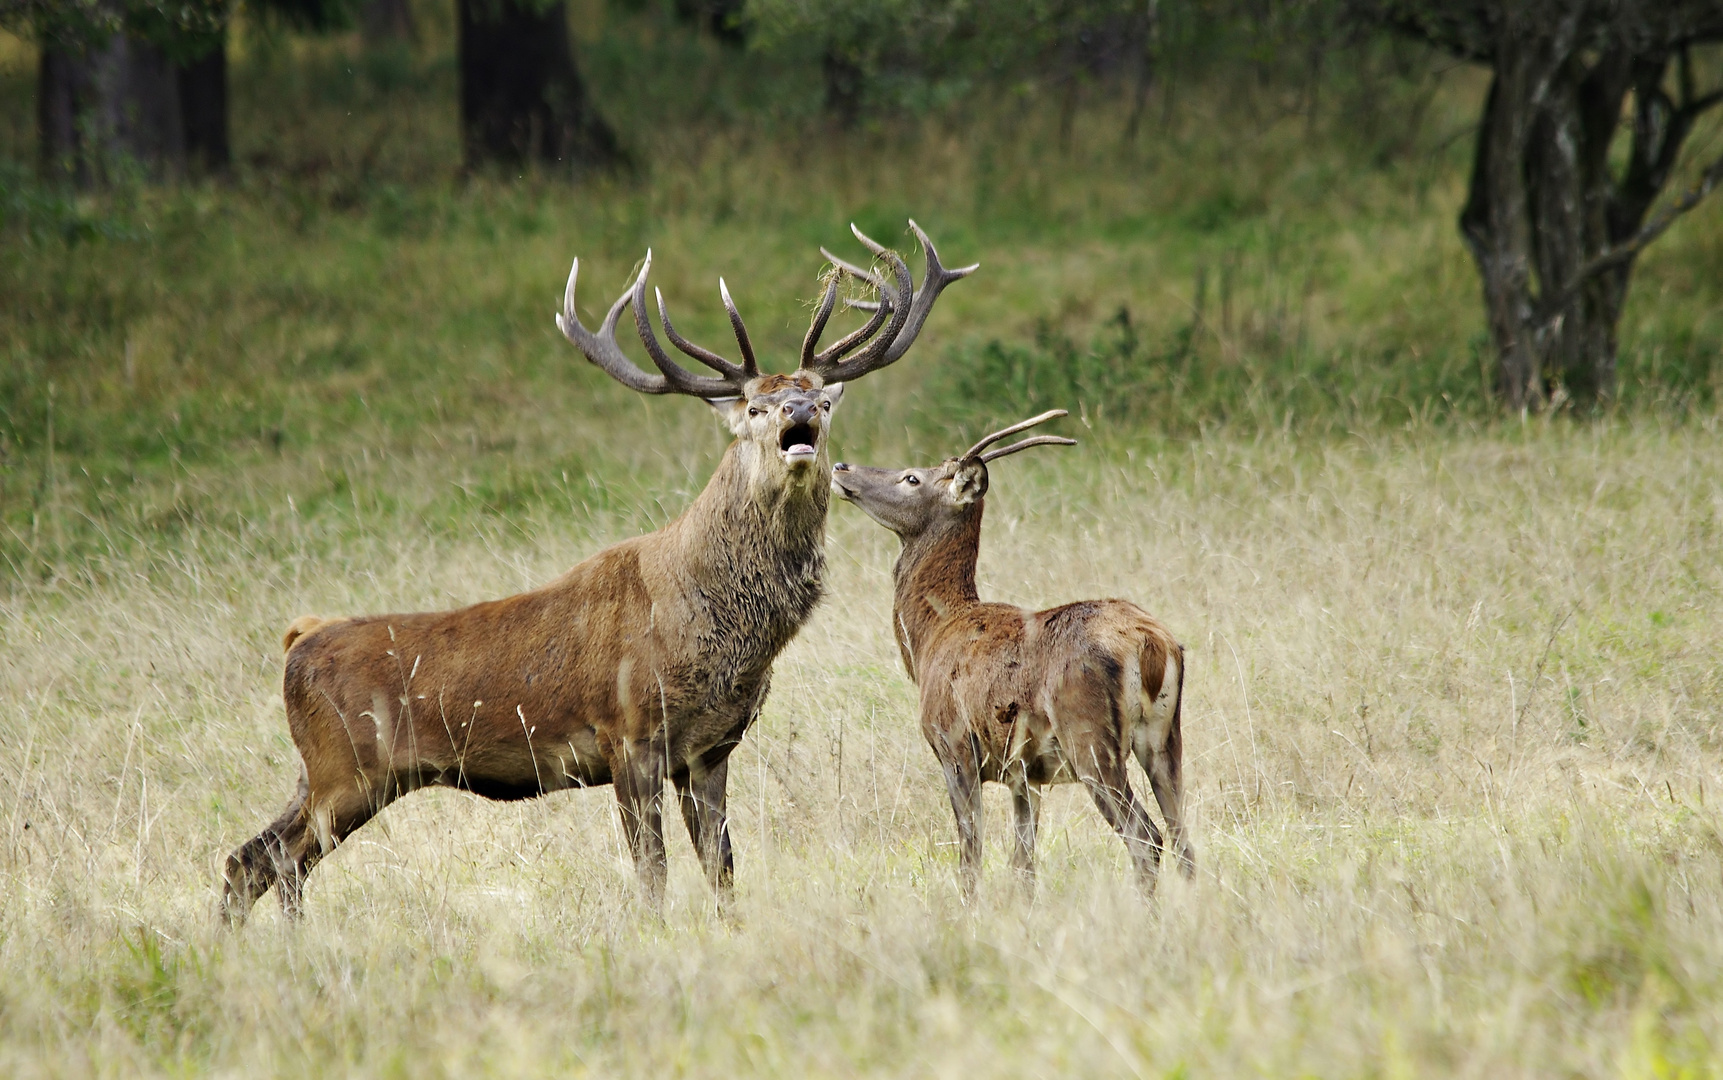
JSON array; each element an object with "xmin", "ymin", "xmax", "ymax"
[
  {"xmin": 830, "ymin": 410, "xmax": 1192, "ymax": 898},
  {"xmin": 221, "ymin": 222, "xmax": 976, "ymax": 922}
]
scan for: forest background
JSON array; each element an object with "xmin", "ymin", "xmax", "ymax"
[{"xmin": 2, "ymin": 0, "xmax": 1723, "ymax": 1075}]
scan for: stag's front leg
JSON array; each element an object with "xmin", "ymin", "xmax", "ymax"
[
  {"xmin": 613, "ymin": 739, "xmax": 669, "ymax": 909},
  {"xmin": 675, "ymin": 755, "xmax": 734, "ymax": 901},
  {"xmin": 1008, "ymin": 772, "xmax": 1040, "ymax": 896}
]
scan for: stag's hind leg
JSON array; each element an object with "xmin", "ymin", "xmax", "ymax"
[
  {"xmin": 1136, "ymin": 651, "xmax": 1194, "ymax": 879},
  {"xmin": 221, "ymin": 771, "xmax": 310, "ymax": 925},
  {"xmin": 1138, "ymin": 729, "xmax": 1194, "ymax": 880}
]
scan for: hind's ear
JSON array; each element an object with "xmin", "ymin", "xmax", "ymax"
[
  {"xmin": 705, "ymin": 397, "xmax": 747, "ymax": 435},
  {"xmin": 949, "ymin": 461, "xmax": 988, "ymax": 506}
]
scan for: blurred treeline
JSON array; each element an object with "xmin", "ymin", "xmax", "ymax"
[
  {"xmin": 0, "ymin": 0, "xmax": 1719, "ymax": 509},
  {"xmin": 0, "ymin": 0, "xmax": 1461, "ymax": 182}
]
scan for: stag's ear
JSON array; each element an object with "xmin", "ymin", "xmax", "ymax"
[
  {"xmin": 823, "ymin": 382, "xmax": 845, "ymax": 412},
  {"xmin": 949, "ymin": 461, "xmax": 988, "ymax": 506},
  {"xmin": 705, "ymin": 396, "xmax": 749, "ymax": 435}
]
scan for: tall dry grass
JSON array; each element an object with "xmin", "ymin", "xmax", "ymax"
[{"xmin": 2, "ymin": 412, "xmax": 1721, "ymax": 1076}]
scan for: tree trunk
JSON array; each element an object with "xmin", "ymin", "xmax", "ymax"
[
  {"xmin": 1454, "ymin": 27, "xmax": 1717, "ymax": 410},
  {"xmin": 177, "ymin": 38, "xmax": 230, "ymax": 176},
  {"xmin": 457, "ymin": 0, "xmax": 617, "ymax": 172},
  {"xmin": 822, "ymin": 50, "xmax": 863, "ymax": 129},
  {"xmin": 38, "ymin": 46, "xmax": 91, "ymax": 185},
  {"xmin": 362, "ymin": 0, "xmax": 418, "ymax": 47},
  {"xmin": 37, "ymin": 33, "xmax": 185, "ymax": 186}
]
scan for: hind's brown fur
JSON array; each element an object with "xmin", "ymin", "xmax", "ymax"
[{"xmin": 833, "ymin": 453, "xmax": 1193, "ymax": 899}]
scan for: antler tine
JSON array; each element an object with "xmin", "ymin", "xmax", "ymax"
[
  {"xmin": 628, "ymin": 254, "xmax": 744, "ymax": 397},
  {"xmin": 804, "ymin": 225, "xmax": 913, "ymax": 381},
  {"xmin": 718, "ymin": 279, "xmax": 760, "ymax": 377},
  {"xmin": 814, "ymin": 221, "xmax": 977, "ymax": 384},
  {"xmin": 799, "ymin": 273, "xmax": 841, "ymax": 368},
  {"xmin": 655, "ymin": 286, "xmax": 747, "ymax": 381},
  {"xmin": 978, "ymin": 435, "xmax": 1077, "ymax": 464},
  {"xmin": 557, "ymin": 256, "xmax": 673, "ymax": 395},
  {"xmin": 851, "ymin": 223, "xmax": 916, "ymax": 318},
  {"xmin": 813, "ymin": 295, "xmax": 891, "ymax": 366},
  {"xmin": 963, "ymin": 409, "xmax": 1070, "ymax": 460}
]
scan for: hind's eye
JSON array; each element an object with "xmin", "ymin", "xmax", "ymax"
[{"xmin": 904, "ymin": 475, "xmax": 920, "ymax": 486}]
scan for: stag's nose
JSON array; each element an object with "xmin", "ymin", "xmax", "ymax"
[{"xmin": 783, "ymin": 399, "xmax": 820, "ymax": 427}]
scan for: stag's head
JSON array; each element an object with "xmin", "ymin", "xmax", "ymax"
[
  {"xmin": 830, "ymin": 410, "xmax": 1075, "ymax": 537},
  {"xmin": 556, "ymin": 222, "xmax": 975, "ymax": 493}
]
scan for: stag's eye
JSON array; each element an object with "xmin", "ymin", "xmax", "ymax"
[
  {"xmin": 748, "ymin": 408, "xmax": 760, "ymax": 417},
  {"xmin": 821, "ymin": 401, "xmax": 831, "ymax": 411}
]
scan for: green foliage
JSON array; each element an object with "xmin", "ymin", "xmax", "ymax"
[{"xmin": 0, "ymin": 3, "xmax": 1719, "ymax": 576}]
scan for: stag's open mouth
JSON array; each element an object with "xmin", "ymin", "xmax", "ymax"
[{"xmin": 780, "ymin": 422, "xmax": 818, "ymax": 463}]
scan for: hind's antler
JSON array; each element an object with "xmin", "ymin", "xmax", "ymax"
[{"xmin": 963, "ymin": 410, "xmax": 1076, "ymax": 462}]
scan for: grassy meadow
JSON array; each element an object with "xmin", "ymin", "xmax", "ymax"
[{"xmin": 4, "ymin": 16, "xmax": 1723, "ymax": 1076}]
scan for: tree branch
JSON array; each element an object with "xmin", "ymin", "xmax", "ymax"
[
  {"xmin": 1686, "ymin": 89, "xmax": 1723, "ymax": 118},
  {"xmin": 1567, "ymin": 149, "xmax": 1723, "ymax": 291}
]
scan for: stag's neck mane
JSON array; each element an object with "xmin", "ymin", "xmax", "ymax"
[
  {"xmin": 676, "ymin": 438, "xmax": 829, "ymax": 560},
  {"xmin": 891, "ymin": 500, "xmax": 985, "ymax": 678},
  {"xmin": 658, "ymin": 437, "xmax": 831, "ymax": 658}
]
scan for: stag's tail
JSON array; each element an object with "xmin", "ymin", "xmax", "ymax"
[{"xmin": 282, "ymin": 615, "xmax": 331, "ymax": 653}]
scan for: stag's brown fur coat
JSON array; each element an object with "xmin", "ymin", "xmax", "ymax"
[
  {"xmin": 224, "ymin": 374, "xmax": 839, "ymax": 921},
  {"xmin": 223, "ymin": 222, "xmax": 977, "ymax": 922}
]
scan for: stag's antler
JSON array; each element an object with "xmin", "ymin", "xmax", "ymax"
[
  {"xmin": 557, "ymin": 254, "xmax": 750, "ymax": 399},
  {"xmin": 805, "ymin": 220, "xmax": 979, "ymax": 383},
  {"xmin": 963, "ymin": 409, "xmax": 1077, "ymax": 463},
  {"xmin": 557, "ymin": 222, "xmax": 974, "ymax": 395}
]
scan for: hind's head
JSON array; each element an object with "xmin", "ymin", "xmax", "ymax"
[{"xmin": 831, "ymin": 409, "xmax": 1075, "ymax": 538}]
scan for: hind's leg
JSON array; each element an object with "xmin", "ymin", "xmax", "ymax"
[
  {"xmin": 1142, "ymin": 739, "xmax": 1194, "ymax": 879},
  {"xmin": 1061, "ymin": 682, "xmax": 1164, "ymax": 893},
  {"xmin": 222, "ymin": 772, "xmax": 310, "ymax": 926},
  {"xmin": 614, "ymin": 739, "xmax": 669, "ymax": 910},
  {"xmin": 931, "ymin": 727, "xmax": 984, "ymax": 902}
]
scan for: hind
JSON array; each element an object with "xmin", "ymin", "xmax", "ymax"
[{"xmin": 1132, "ymin": 639, "xmax": 1193, "ymax": 878}]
